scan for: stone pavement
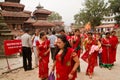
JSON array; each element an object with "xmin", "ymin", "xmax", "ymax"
[
  {"xmin": 0, "ymin": 55, "xmax": 23, "ymax": 75},
  {"xmin": 0, "ymin": 44, "xmax": 120, "ymax": 80}
]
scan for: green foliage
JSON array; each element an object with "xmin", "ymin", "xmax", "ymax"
[
  {"xmin": 74, "ymin": 0, "xmax": 109, "ymax": 29},
  {"xmin": 74, "ymin": 10, "xmax": 88, "ymax": 25},
  {"xmin": 48, "ymin": 12, "xmax": 62, "ymax": 22},
  {"xmin": 109, "ymin": 0, "xmax": 120, "ymax": 24},
  {"xmin": 109, "ymin": 0, "xmax": 120, "ymax": 13}
]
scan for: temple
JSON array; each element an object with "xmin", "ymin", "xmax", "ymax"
[
  {"xmin": 24, "ymin": 3, "xmax": 56, "ymax": 34},
  {"xmin": 0, "ymin": 0, "xmax": 64, "ymax": 35},
  {"xmin": 0, "ymin": 0, "xmax": 31, "ymax": 35}
]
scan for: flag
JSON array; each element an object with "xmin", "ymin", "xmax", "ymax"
[{"xmin": 84, "ymin": 22, "xmax": 91, "ymax": 30}]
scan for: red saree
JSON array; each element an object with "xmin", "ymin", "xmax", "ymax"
[
  {"xmin": 86, "ymin": 51, "xmax": 98, "ymax": 75},
  {"xmin": 81, "ymin": 38, "xmax": 98, "ymax": 75},
  {"xmin": 55, "ymin": 48, "xmax": 77, "ymax": 80},
  {"xmin": 101, "ymin": 38, "xmax": 113, "ymax": 64},
  {"xmin": 72, "ymin": 36, "xmax": 81, "ymax": 57},
  {"xmin": 110, "ymin": 36, "xmax": 118, "ymax": 62},
  {"xmin": 81, "ymin": 38, "xmax": 95, "ymax": 62},
  {"xmin": 36, "ymin": 39, "xmax": 50, "ymax": 78}
]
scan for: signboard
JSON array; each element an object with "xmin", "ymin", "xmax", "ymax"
[{"xmin": 4, "ymin": 40, "xmax": 22, "ymax": 56}]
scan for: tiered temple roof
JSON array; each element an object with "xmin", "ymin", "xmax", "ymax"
[
  {"xmin": 0, "ymin": 0, "xmax": 31, "ymax": 31},
  {"xmin": 1, "ymin": 2, "xmax": 24, "ymax": 8},
  {"xmin": 5, "ymin": 0, "xmax": 20, "ymax": 3},
  {"xmin": 1, "ymin": 10, "xmax": 30, "ymax": 17},
  {"xmin": 32, "ymin": 20, "xmax": 55, "ymax": 27},
  {"xmin": 25, "ymin": 3, "xmax": 55, "ymax": 28}
]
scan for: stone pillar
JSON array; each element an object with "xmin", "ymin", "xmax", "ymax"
[
  {"xmin": 0, "ymin": 33, "xmax": 13, "ymax": 55},
  {"xmin": 0, "ymin": 13, "xmax": 13, "ymax": 56}
]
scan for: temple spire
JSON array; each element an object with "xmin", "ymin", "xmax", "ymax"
[
  {"xmin": 36, "ymin": 3, "xmax": 43, "ymax": 9},
  {"xmin": 5, "ymin": 0, "xmax": 20, "ymax": 3}
]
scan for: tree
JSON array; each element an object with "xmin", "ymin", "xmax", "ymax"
[
  {"xmin": 48, "ymin": 11, "xmax": 62, "ymax": 22},
  {"xmin": 74, "ymin": 10, "xmax": 87, "ymax": 26},
  {"xmin": 109, "ymin": 0, "xmax": 120, "ymax": 24},
  {"xmin": 74, "ymin": 0, "xmax": 109, "ymax": 30}
]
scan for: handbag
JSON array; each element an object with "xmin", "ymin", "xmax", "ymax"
[{"xmin": 48, "ymin": 71, "xmax": 55, "ymax": 80}]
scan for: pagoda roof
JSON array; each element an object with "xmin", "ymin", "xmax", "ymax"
[
  {"xmin": 96, "ymin": 24, "xmax": 114, "ymax": 28},
  {"xmin": 52, "ymin": 21, "xmax": 64, "ymax": 26},
  {"xmin": 5, "ymin": 0, "xmax": 20, "ymax": 3},
  {"xmin": 1, "ymin": 10, "xmax": 30, "ymax": 17},
  {"xmin": 0, "ymin": 2, "xmax": 24, "ymax": 8},
  {"xmin": 33, "ymin": 8, "xmax": 52, "ymax": 15},
  {"xmin": 0, "ymin": 2, "xmax": 2, "ymax": 6},
  {"xmin": 32, "ymin": 20, "xmax": 55, "ymax": 27},
  {"xmin": 24, "ymin": 17, "xmax": 36, "ymax": 23},
  {"xmin": 23, "ymin": 10, "xmax": 32, "ymax": 15}
]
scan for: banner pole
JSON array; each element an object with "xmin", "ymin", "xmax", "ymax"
[{"xmin": 5, "ymin": 56, "xmax": 11, "ymax": 70}]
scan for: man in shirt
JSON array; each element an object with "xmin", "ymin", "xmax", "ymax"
[
  {"xmin": 21, "ymin": 28, "xmax": 33, "ymax": 71},
  {"xmin": 49, "ymin": 31, "xmax": 57, "ymax": 60}
]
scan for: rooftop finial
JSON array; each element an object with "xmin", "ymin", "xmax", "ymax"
[{"xmin": 36, "ymin": 3, "xmax": 43, "ymax": 9}]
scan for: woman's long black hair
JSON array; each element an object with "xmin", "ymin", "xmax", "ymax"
[
  {"xmin": 54, "ymin": 34, "xmax": 71, "ymax": 63},
  {"xmin": 39, "ymin": 31, "xmax": 45, "ymax": 39}
]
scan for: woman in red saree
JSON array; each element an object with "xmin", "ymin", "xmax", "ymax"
[
  {"xmin": 36, "ymin": 31, "xmax": 50, "ymax": 80},
  {"xmin": 71, "ymin": 29, "xmax": 81, "ymax": 58},
  {"xmin": 110, "ymin": 31, "xmax": 119, "ymax": 63},
  {"xmin": 70, "ymin": 29, "xmax": 82, "ymax": 72},
  {"xmin": 51, "ymin": 35, "xmax": 80, "ymax": 80},
  {"xmin": 101, "ymin": 32, "xmax": 113, "ymax": 69},
  {"xmin": 81, "ymin": 32, "xmax": 101, "ymax": 79}
]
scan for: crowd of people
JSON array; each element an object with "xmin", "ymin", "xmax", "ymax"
[{"xmin": 19, "ymin": 28, "xmax": 119, "ymax": 80}]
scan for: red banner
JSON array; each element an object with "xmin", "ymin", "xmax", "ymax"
[{"xmin": 4, "ymin": 40, "xmax": 22, "ymax": 56}]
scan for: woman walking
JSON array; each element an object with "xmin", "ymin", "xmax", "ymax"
[
  {"xmin": 51, "ymin": 35, "xmax": 80, "ymax": 80},
  {"xmin": 101, "ymin": 32, "xmax": 113, "ymax": 69},
  {"xmin": 36, "ymin": 31, "xmax": 50, "ymax": 80},
  {"xmin": 81, "ymin": 32, "xmax": 101, "ymax": 79}
]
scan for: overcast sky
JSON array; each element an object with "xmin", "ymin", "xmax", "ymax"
[{"xmin": 1, "ymin": 0, "xmax": 85, "ymax": 26}]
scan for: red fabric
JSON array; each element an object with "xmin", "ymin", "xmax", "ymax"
[
  {"xmin": 110, "ymin": 36, "xmax": 119, "ymax": 62},
  {"xmin": 81, "ymin": 38, "xmax": 98, "ymax": 75},
  {"xmin": 72, "ymin": 36, "xmax": 81, "ymax": 57},
  {"xmin": 75, "ymin": 50, "xmax": 81, "ymax": 58},
  {"xmin": 101, "ymin": 38, "xmax": 113, "ymax": 64},
  {"xmin": 36, "ymin": 39, "xmax": 50, "ymax": 78},
  {"xmin": 55, "ymin": 48, "xmax": 77, "ymax": 80},
  {"xmin": 66, "ymin": 35, "xmax": 71, "ymax": 40},
  {"xmin": 86, "ymin": 51, "xmax": 98, "ymax": 75},
  {"xmin": 81, "ymin": 38, "xmax": 95, "ymax": 62},
  {"xmin": 81, "ymin": 51, "xmax": 89, "ymax": 63},
  {"xmin": 83, "ymin": 33, "xmax": 88, "ymax": 40}
]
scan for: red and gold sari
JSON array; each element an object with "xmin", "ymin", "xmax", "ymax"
[
  {"xmin": 81, "ymin": 38, "xmax": 98, "ymax": 75},
  {"xmin": 71, "ymin": 35, "xmax": 81, "ymax": 57},
  {"xmin": 36, "ymin": 39, "xmax": 50, "ymax": 78},
  {"xmin": 101, "ymin": 38, "xmax": 113, "ymax": 65},
  {"xmin": 55, "ymin": 48, "xmax": 77, "ymax": 80}
]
